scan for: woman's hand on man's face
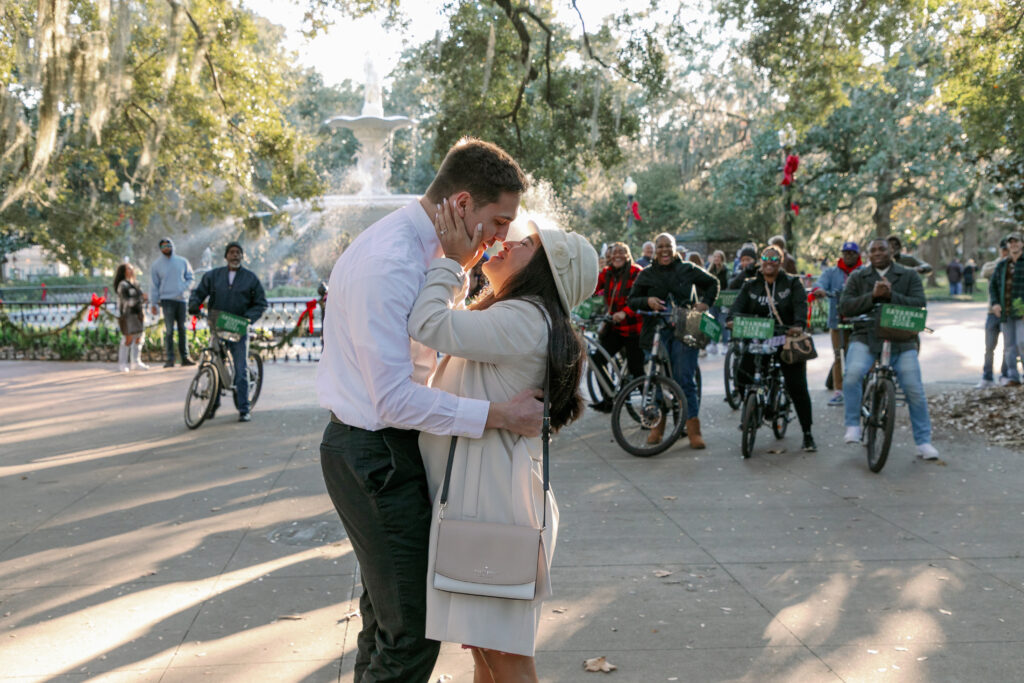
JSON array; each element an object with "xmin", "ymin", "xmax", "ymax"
[{"xmin": 435, "ymin": 197, "xmax": 484, "ymax": 269}]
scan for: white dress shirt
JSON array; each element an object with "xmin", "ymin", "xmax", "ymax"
[{"xmin": 316, "ymin": 199, "xmax": 490, "ymax": 437}]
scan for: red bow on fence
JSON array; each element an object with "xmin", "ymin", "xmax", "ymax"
[
  {"xmin": 631, "ymin": 200, "xmax": 642, "ymax": 222},
  {"xmin": 296, "ymin": 298, "xmax": 318, "ymax": 334},
  {"xmin": 781, "ymin": 154, "xmax": 800, "ymax": 186},
  {"xmin": 790, "ymin": 202, "xmax": 801, "ymax": 216},
  {"xmin": 87, "ymin": 294, "xmax": 106, "ymax": 322}
]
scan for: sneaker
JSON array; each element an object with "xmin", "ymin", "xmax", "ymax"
[
  {"xmin": 844, "ymin": 426, "xmax": 862, "ymax": 444},
  {"xmin": 181, "ymin": 359, "xmax": 196, "ymax": 367},
  {"xmin": 163, "ymin": 362, "xmax": 174, "ymax": 368},
  {"xmin": 707, "ymin": 344, "xmax": 718, "ymax": 355},
  {"xmin": 917, "ymin": 443, "xmax": 940, "ymax": 460},
  {"xmin": 239, "ymin": 412, "xmax": 252, "ymax": 422},
  {"xmin": 998, "ymin": 376, "xmax": 1021, "ymax": 387},
  {"xmin": 802, "ymin": 433, "xmax": 817, "ymax": 452},
  {"xmin": 828, "ymin": 391, "xmax": 844, "ymax": 406},
  {"xmin": 975, "ymin": 379, "xmax": 997, "ymax": 389},
  {"xmin": 719, "ymin": 343, "xmax": 729, "ymax": 354}
]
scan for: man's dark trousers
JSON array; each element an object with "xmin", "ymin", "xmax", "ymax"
[
  {"xmin": 160, "ymin": 300, "xmax": 188, "ymax": 364},
  {"xmin": 320, "ymin": 420, "xmax": 439, "ymax": 683}
]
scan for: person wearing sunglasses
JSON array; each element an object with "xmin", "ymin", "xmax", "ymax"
[{"xmin": 727, "ymin": 246, "xmax": 817, "ymax": 452}]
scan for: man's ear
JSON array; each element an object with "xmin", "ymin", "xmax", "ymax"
[{"xmin": 452, "ymin": 191, "xmax": 471, "ymax": 218}]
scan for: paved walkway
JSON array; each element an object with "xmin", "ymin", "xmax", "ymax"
[{"xmin": 1, "ymin": 302, "xmax": 1022, "ymax": 682}]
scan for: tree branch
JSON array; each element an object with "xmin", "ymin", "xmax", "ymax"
[{"xmin": 569, "ymin": 0, "xmax": 640, "ymax": 83}]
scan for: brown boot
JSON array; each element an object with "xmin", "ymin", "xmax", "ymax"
[
  {"xmin": 686, "ymin": 417, "xmax": 706, "ymax": 449},
  {"xmin": 647, "ymin": 414, "xmax": 667, "ymax": 444}
]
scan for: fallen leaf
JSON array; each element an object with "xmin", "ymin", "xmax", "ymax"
[
  {"xmin": 663, "ymin": 496, "xmax": 677, "ymax": 501},
  {"xmin": 583, "ymin": 656, "xmax": 617, "ymax": 673},
  {"xmin": 277, "ymin": 614, "xmax": 303, "ymax": 621},
  {"xmin": 939, "ymin": 609, "xmax": 952, "ymax": 616},
  {"xmin": 209, "ymin": 507, "xmax": 222, "ymax": 512},
  {"xmin": 767, "ymin": 448, "xmax": 786, "ymax": 454},
  {"xmin": 654, "ymin": 570, "xmax": 674, "ymax": 578},
  {"xmin": 552, "ymin": 607, "xmax": 567, "ymax": 614},
  {"xmin": 337, "ymin": 610, "xmax": 360, "ymax": 623}
]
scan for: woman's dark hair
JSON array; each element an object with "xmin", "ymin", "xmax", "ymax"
[
  {"xmin": 471, "ymin": 246, "xmax": 585, "ymax": 431},
  {"xmin": 113, "ymin": 264, "xmax": 131, "ymax": 291},
  {"xmin": 604, "ymin": 241, "xmax": 634, "ymax": 289}
]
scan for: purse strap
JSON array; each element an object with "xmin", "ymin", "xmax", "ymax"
[
  {"xmin": 439, "ymin": 312, "xmax": 552, "ymax": 530},
  {"xmin": 764, "ymin": 279, "xmax": 786, "ymax": 329}
]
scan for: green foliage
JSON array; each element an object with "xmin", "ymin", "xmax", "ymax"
[
  {"xmin": 1, "ymin": 0, "xmax": 325, "ymax": 269},
  {"xmin": 799, "ymin": 40, "xmax": 975, "ymax": 237},
  {"xmin": 417, "ymin": 2, "xmax": 641, "ymax": 196}
]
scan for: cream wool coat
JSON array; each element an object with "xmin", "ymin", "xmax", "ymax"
[{"xmin": 408, "ymin": 258, "xmax": 558, "ymax": 657}]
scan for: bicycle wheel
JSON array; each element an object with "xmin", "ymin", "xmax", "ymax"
[
  {"xmin": 770, "ymin": 386, "xmax": 792, "ymax": 439},
  {"xmin": 184, "ymin": 364, "xmax": 218, "ymax": 429},
  {"xmin": 611, "ymin": 375, "xmax": 687, "ymax": 457},
  {"xmin": 865, "ymin": 378, "xmax": 896, "ymax": 473},
  {"xmin": 740, "ymin": 390, "xmax": 759, "ymax": 459},
  {"xmin": 584, "ymin": 340, "xmax": 621, "ymax": 405},
  {"xmin": 247, "ymin": 352, "xmax": 263, "ymax": 408},
  {"xmin": 724, "ymin": 346, "xmax": 742, "ymax": 410}
]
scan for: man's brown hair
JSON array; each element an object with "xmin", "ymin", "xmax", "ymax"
[{"xmin": 424, "ymin": 137, "xmax": 528, "ymax": 206}]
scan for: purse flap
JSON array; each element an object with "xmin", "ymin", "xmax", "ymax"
[{"xmin": 435, "ymin": 519, "xmax": 540, "ymax": 586}]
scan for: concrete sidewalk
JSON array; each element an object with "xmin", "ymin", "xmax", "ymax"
[{"xmin": 1, "ymin": 316, "xmax": 1022, "ymax": 682}]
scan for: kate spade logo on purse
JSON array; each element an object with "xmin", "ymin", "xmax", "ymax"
[{"xmin": 474, "ymin": 565, "xmax": 498, "ymax": 578}]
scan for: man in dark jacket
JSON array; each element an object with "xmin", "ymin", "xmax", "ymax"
[
  {"xmin": 840, "ymin": 238, "xmax": 937, "ymax": 459},
  {"xmin": 988, "ymin": 231, "xmax": 1024, "ymax": 386},
  {"xmin": 189, "ymin": 241, "xmax": 268, "ymax": 421},
  {"xmin": 628, "ymin": 232, "xmax": 720, "ymax": 448}
]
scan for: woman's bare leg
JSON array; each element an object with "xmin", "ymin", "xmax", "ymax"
[
  {"xmin": 478, "ymin": 649, "xmax": 538, "ymax": 683},
  {"xmin": 471, "ymin": 647, "xmax": 496, "ymax": 683}
]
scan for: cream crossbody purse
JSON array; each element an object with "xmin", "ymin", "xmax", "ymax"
[{"xmin": 432, "ymin": 324, "xmax": 551, "ymax": 601}]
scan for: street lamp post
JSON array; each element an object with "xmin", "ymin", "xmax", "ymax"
[
  {"xmin": 118, "ymin": 182, "xmax": 136, "ymax": 263},
  {"xmin": 778, "ymin": 124, "xmax": 797, "ymax": 258},
  {"xmin": 623, "ymin": 175, "xmax": 638, "ymax": 244}
]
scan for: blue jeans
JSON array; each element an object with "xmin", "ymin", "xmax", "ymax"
[
  {"xmin": 214, "ymin": 337, "xmax": 250, "ymax": 414},
  {"xmin": 949, "ymin": 281, "xmax": 962, "ymax": 296},
  {"xmin": 1001, "ymin": 319, "xmax": 1024, "ymax": 382},
  {"xmin": 711, "ymin": 305, "xmax": 730, "ymax": 343},
  {"xmin": 160, "ymin": 300, "xmax": 188, "ymax": 363},
  {"xmin": 667, "ymin": 338, "xmax": 701, "ymax": 419},
  {"xmin": 843, "ymin": 341, "xmax": 932, "ymax": 446},
  {"xmin": 983, "ymin": 312, "xmax": 1007, "ymax": 381}
]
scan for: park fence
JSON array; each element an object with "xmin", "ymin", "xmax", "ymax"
[{"xmin": 0, "ymin": 297, "xmax": 324, "ymax": 363}]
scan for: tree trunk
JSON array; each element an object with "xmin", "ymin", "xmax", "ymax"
[
  {"xmin": 872, "ymin": 170, "xmax": 895, "ymax": 236},
  {"xmin": 922, "ymin": 238, "xmax": 941, "ymax": 287}
]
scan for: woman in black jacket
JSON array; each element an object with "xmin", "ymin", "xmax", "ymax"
[
  {"xmin": 727, "ymin": 245, "xmax": 817, "ymax": 452},
  {"xmin": 628, "ymin": 233, "xmax": 720, "ymax": 448}
]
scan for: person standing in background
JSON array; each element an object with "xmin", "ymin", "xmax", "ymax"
[
  {"xmin": 150, "ymin": 237, "xmax": 194, "ymax": 367},
  {"xmin": 636, "ymin": 241, "xmax": 655, "ymax": 268},
  {"xmin": 114, "ymin": 263, "xmax": 149, "ymax": 372},
  {"xmin": 946, "ymin": 258, "xmax": 963, "ymax": 296},
  {"xmin": 813, "ymin": 242, "xmax": 862, "ymax": 406},
  {"xmin": 963, "ymin": 258, "xmax": 976, "ymax": 295}
]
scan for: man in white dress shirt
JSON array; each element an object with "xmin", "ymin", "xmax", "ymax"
[{"xmin": 316, "ymin": 138, "xmax": 542, "ymax": 682}]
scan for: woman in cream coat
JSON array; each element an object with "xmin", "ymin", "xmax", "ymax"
[{"xmin": 409, "ymin": 207, "xmax": 597, "ymax": 682}]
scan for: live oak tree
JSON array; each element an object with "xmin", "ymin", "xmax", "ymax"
[{"xmin": 1, "ymin": 0, "xmax": 323, "ymax": 268}]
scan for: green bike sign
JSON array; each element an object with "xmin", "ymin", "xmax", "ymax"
[
  {"xmin": 732, "ymin": 316, "xmax": 775, "ymax": 340},
  {"xmin": 878, "ymin": 305, "xmax": 927, "ymax": 332}
]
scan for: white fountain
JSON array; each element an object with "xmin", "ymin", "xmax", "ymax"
[{"xmin": 325, "ymin": 59, "xmax": 415, "ymax": 196}]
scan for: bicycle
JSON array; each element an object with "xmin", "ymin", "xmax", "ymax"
[
  {"xmin": 848, "ymin": 306, "xmax": 929, "ymax": 473},
  {"xmin": 575, "ymin": 314, "xmax": 627, "ymax": 407},
  {"xmin": 610, "ymin": 311, "xmax": 690, "ymax": 456},
  {"xmin": 733, "ymin": 318, "xmax": 793, "ymax": 459},
  {"xmin": 184, "ymin": 311, "xmax": 264, "ymax": 429}
]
